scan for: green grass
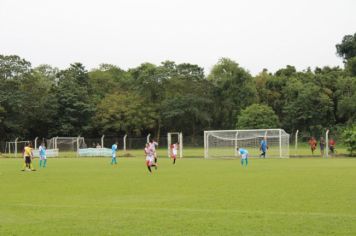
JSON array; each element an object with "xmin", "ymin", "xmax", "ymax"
[{"xmin": 0, "ymin": 157, "xmax": 355, "ymax": 235}]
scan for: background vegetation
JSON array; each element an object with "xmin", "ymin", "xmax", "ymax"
[{"xmin": 0, "ymin": 34, "xmax": 355, "ymax": 147}]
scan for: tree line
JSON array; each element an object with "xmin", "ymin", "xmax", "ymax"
[{"xmin": 0, "ymin": 33, "xmax": 355, "ymax": 141}]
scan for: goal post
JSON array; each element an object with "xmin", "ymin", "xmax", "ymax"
[
  {"xmin": 167, "ymin": 132, "xmax": 183, "ymax": 158},
  {"xmin": 47, "ymin": 136, "xmax": 86, "ymax": 157},
  {"xmin": 204, "ymin": 129, "xmax": 290, "ymax": 159}
]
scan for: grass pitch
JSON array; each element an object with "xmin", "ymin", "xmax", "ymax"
[{"xmin": 0, "ymin": 157, "xmax": 355, "ymax": 235}]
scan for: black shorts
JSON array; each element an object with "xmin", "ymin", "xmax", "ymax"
[{"xmin": 25, "ymin": 156, "xmax": 31, "ymax": 164}]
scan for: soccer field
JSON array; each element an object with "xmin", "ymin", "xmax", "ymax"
[{"xmin": 0, "ymin": 157, "xmax": 355, "ymax": 235}]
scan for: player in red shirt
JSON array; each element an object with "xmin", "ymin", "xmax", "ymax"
[
  {"xmin": 308, "ymin": 137, "xmax": 317, "ymax": 155},
  {"xmin": 329, "ymin": 138, "xmax": 336, "ymax": 155}
]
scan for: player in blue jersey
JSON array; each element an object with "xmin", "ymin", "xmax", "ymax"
[
  {"xmin": 39, "ymin": 142, "xmax": 47, "ymax": 168},
  {"xmin": 260, "ymin": 137, "xmax": 268, "ymax": 158},
  {"xmin": 236, "ymin": 147, "xmax": 248, "ymax": 167},
  {"xmin": 111, "ymin": 141, "xmax": 118, "ymax": 165}
]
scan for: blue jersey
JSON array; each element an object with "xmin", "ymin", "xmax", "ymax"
[
  {"xmin": 112, "ymin": 144, "xmax": 117, "ymax": 155},
  {"xmin": 260, "ymin": 140, "xmax": 267, "ymax": 151},
  {"xmin": 39, "ymin": 145, "xmax": 46, "ymax": 156},
  {"xmin": 239, "ymin": 148, "xmax": 248, "ymax": 155}
]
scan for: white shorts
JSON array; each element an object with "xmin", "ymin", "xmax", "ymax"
[
  {"xmin": 40, "ymin": 155, "xmax": 47, "ymax": 160},
  {"xmin": 173, "ymin": 150, "xmax": 177, "ymax": 156},
  {"xmin": 112, "ymin": 154, "xmax": 116, "ymax": 158},
  {"xmin": 146, "ymin": 155, "xmax": 154, "ymax": 165},
  {"xmin": 241, "ymin": 154, "xmax": 248, "ymax": 159},
  {"xmin": 146, "ymin": 155, "xmax": 153, "ymax": 161}
]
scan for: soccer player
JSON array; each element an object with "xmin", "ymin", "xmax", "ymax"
[
  {"xmin": 149, "ymin": 139, "xmax": 158, "ymax": 164},
  {"xmin": 259, "ymin": 137, "xmax": 268, "ymax": 158},
  {"xmin": 145, "ymin": 143, "xmax": 157, "ymax": 173},
  {"xmin": 329, "ymin": 138, "xmax": 336, "ymax": 156},
  {"xmin": 39, "ymin": 142, "xmax": 47, "ymax": 168},
  {"xmin": 170, "ymin": 142, "xmax": 179, "ymax": 164},
  {"xmin": 308, "ymin": 137, "xmax": 317, "ymax": 155},
  {"xmin": 22, "ymin": 142, "xmax": 36, "ymax": 171},
  {"xmin": 111, "ymin": 141, "xmax": 118, "ymax": 165},
  {"xmin": 236, "ymin": 147, "xmax": 248, "ymax": 167},
  {"xmin": 320, "ymin": 137, "xmax": 325, "ymax": 157}
]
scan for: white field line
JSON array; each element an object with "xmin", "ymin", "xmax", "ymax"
[{"xmin": 2, "ymin": 203, "xmax": 356, "ymax": 219}]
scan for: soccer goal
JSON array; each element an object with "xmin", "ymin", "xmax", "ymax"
[
  {"xmin": 47, "ymin": 137, "xmax": 86, "ymax": 154},
  {"xmin": 167, "ymin": 132, "xmax": 183, "ymax": 158},
  {"xmin": 204, "ymin": 129, "xmax": 290, "ymax": 159},
  {"xmin": 5, "ymin": 139, "xmax": 30, "ymax": 157}
]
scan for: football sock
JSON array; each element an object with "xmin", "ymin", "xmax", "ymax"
[
  {"xmin": 173, "ymin": 159, "xmax": 176, "ymax": 164},
  {"xmin": 39, "ymin": 160, "xmax": 42, "ymax": 167},
  {"xmin": 44, "ymin": 159, "xmax": 47, "ymax": 167},
  {"xmin": 154, "ymin": 158, "xmax": 157, "ymax": 163},
  {"xmin": 147, "ymin": 166, "xmax": 152, "ymax": 172}
]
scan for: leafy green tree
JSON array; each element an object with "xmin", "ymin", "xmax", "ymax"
[
  {"xmin": 336, "ymin": 33, "xmax": 356, "ymax": 62},
  {"xmin": 161, "ymin": 62, "xmax": 213, "ymax": 137},
  {"xmin": 345, "ymin": 57, "xmax": 356, "ymax": 76},
  {"xmin": 94, "ymin": 92, "xmax": 156, "ymax": 135},
  {"xmin": 275, "ymin": 65, "xmax": 297, "ymax": 77},
  {"xmin": 0, "ymin": 55, "xmax": 31, "ymax": 80},
  {"xmin": 88, "ymin": 64, "xmax": 130, "ymax": 103},
  {"xmin": 0, "ymin": 55, "xmax": 32, "ymax": 138},
  {"xmin": 236, "ymin": 104, "xmax": 279, "ymax": 129},
  {"xmin": 282, "ymin": 79, "xmax": 334, "ymax": 134},
  {"xmin": 208, "ymin": 58, "xmax": 257, "ymax": 129},
  {"xmin": 342, "ymin": 125, "xmax": 356, "ymax": 156},
  {"xmin": 335, "ymin": 76, "xmax": 356, "ymax": 123},
  {"xmin": 51, "ymin": 63, "xmax": 95, "ymax": 136},
  {"xmin": 19, "ymin": 67, "xmax": 57, "ymax": 138}
]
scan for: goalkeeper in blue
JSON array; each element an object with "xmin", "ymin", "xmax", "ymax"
[
  {"xmin": 260, "ymin": 137, "xmax": 268, "ymax": 158},
  {"xmin": 236, "ymin": 147, "xmax": 249, "ymax": 167},
  {"xmin": 111, "ymin": 141, "xmax": 118, "ymax": 165},
  {"xmin": 39, "ymin": 142, "xmax": 47, "ymax": 168}
]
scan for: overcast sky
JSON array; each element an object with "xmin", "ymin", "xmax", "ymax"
[{"xmin": 1, "ymin": 0, "xmax": 356, "ymax": 75}]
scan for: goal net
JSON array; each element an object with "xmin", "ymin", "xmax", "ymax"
[
  {"xmin": 5, "ymin": 140, "xmax": 30, "ymax": 157},
  {"xmin": 47, "ymin": 137, "xmax": 86, "ymax": 153},
  {"xmin": 167, "ymin": 132, "xmax": 183, "ymax": 158},
  {"xmin": 204, "ymin": 129, "xmax": 290, "ymax": 159}
]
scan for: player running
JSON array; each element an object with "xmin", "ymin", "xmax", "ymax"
[
  {"xmin": 170, "ymin": 142, "xmax": 179, "ymax": 164},
  {"xmin": 111, "ymin": 141, "xmax": 118, "ymax": 165},
  {"xmin": 145, "ymin": 143, "xmax": 157, "ymax": 173},
  {"xmin": 149, "ymin": 139, "xmax": 158, "ymax": 164},
  {"xmin": 236, "ymin": 147, "xmax": 248, "ymax": 167},
  {"xmin": 39, "ymin": 142, "xmax": 47, "ymax": 168},
  {"xmin": 22, "ymin": 142, "xmax": 36, "ymax": 171},
  {"xmin": 329, "ymin": 137, "xmax": 336, "ymax": 156},
  {"xmin": 308, "ymin": 137, "xmax": 317, "ymax": 155},
  {"xmin": 259, "ymin": 137, "xmax": 268, "ymax": 158}
]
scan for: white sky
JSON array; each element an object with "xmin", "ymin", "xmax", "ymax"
[{"xmin": 1, "ymin": 0, "xmax": 356, "ymax": 75}]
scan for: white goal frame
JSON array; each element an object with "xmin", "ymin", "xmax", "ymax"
[
  {"xmin": 5, "ymin": 139, "xmax": 30, "ymax": 157},
  {"xmin": 167, "ymin": 132, "xmax": 183, "ymax": 158},
  {"xmin": 204, "ymin": 129, "xmax": 290, "ymax": 159},
  {"xmin": 47, "ymin": 136, "xmax": 86, "ymax": 157}
]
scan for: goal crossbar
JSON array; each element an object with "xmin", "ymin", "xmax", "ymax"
[{"xmin": 204, "ymin": 129, "xmax": 289, "ymax": 159}]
